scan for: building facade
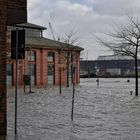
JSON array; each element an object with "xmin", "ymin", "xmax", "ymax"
[
  {"xmin": 0, "ymin": 0, "xmax": 27, "ymax": 137},
  {"xmin": 80, "ymin": 59, "xmax": 140, "ymax": 77},
  {"xmin": 7, "ymin": 23, "xmax": 83, "ymax": 87}
]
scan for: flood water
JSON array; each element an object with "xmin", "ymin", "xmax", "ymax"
[{"xmin": 7, "ymin": 78, "xmax": 140, "ymax": 140}]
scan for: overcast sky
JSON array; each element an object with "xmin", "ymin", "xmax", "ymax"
[{"xmin": 27, "ymin": 0, "xmax": 140, "ymax": 60}]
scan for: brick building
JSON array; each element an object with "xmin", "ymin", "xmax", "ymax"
[
  {"xmin": 1, "ymin": 0, "xmax": 82, "ymax": 136},
  {"xmin": 7, "ymin": 23, "xmax": 83, "ymax": 87},
  {"xmin": 0, "ymin": 0, "xmax": 27, "ymax": 137}
]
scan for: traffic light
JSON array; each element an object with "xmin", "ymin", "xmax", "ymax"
[{"xmin": 11, "ymin": 29, "xmax": 25, "ymax": 59}]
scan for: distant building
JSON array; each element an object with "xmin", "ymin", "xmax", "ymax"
[
  {"xmin": 6, "ymin": 23, "xmax": 83, "ymax": 86},
  {"xmin": 80, "ymin": 54, "xmax": 140, "ymax": 77},
  {"xmin": 97, "ymin": 54, "xmax": 132, "ymax": 60}
]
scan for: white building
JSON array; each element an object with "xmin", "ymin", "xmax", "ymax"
[{"xmin": 97, "ymin": 54, "xmax": 132, "ymax": 60}]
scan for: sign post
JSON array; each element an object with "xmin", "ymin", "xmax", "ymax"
[
  {"xmin": 0, "ymin": 0, "xmax": 27, "ymax": 137},
  {"xmin": 15, "ymin": 29, "xmax": 18, "ymax": 135},
  {"xmin": 11, "ymin": 29, "xmax": 25, "ymax": 135}
]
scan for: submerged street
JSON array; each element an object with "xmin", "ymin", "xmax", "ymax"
[{"xmin": 7, "ymin": 78, "xmax": 140, "ymax": 140}]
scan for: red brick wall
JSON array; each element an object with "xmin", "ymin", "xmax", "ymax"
[
  {"xmin": 0, "ymin": 0, "xmax": 7, "ymax": 137},
  {"xmin": 1, "ymin": 0, "xmax": 27, "ymax": 136},
  {"xmin": 76, "ymin": 52, "xmax": 80, "ymax": 83},
  {"xmin": 36, "ymin": 49, "xmax": 41, "ymax": 85},
  {"xmin": 61, "ymin": 51, "xmax": 67, "ymax": 85},
  {"xmin": 12, "ymin": 48, "xmax": 81, "ymax": 87},
  {"xmin": 54, "ymin": 50, "xmax": 59, "ymax": 85},
  {"xmin": 42, "ymin": 50, "xmax": 47, "ymax": 85},
  {"xmin": 12, "ymin": 51, "xmax": 28, "ymax": 86},
  {"xmin": 55, "ymin": 51, "xmax": 67, "ymax": 86}
]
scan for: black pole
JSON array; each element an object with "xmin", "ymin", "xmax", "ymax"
[
  {"xmin": 71, "ymin": 66, "xmax": 75, "ymax": 121},
  {"xmin": 24, "ymin": 54, "xmax": 26, "ymax": 92},
  {"xmin": 15, "ymin": 29, "xmax": 18, "ymax": 135},
  {"xmin": 67, "ymin": 52, "xmax": 70, "ymax": 87},
  {"xmin": 97, "ymin": 77, "xmax": 99, "ymax": 86},
  {"xmin": 58, "ymin": 49, "xmax": 62, "ymax": 94},
  {"xmin": 135, "ymin": 55, "xmax": 138, "ymax": 96},
  {"xmin": 59, "ymin": 67, "xmax": 62, "ymax": 94},
  {"xmin": 24, "ymin": 79, "xmax": 25, "ymax": 92},
  {"xmin": 29, "ymin": 45, "xmax": 32, "ymax": 93},
  {"xmin": 88, "ymin": 66, "xmax": 90, "ymax": 78}
]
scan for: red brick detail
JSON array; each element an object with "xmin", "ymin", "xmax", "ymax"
[
  {"xmin": 13, "ymin": 61, "xmax": 21, "ymax": 86},
  {"xmin": 36, "ymin": 50, "xmax": 41, "ymax": 85},
  {"xmin": 10, "ymin": 48, "xmax": 81, "ymax": 87},
  {"xmin": 54, "ymin": 51, "xmax": 59, "ymax": 85},
  {"xmin": 59, "ymin": 52, "xmax": 67, "ymax": 86},
  {"xmin": 42, "ymin": 50, "xmax": 47, "ymax": 85},
  {"xmin": 77, "ymin": 53, "xmax": 80, "ymax": 83}
]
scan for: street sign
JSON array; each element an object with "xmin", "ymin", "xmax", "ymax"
[{"xmin": 11, "ymin": 29, "xmax": 25, "ymax": 59}]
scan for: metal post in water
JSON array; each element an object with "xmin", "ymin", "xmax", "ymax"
[
  {"xmin": 97, "ymin": 77, "xmax": 99, "ymax": 86},
  {"xmin": 29, "ymin": 45, "xmax": 33, "ymax": 93},
  {"xmin": 59, "ymin": 49, "xmax": 62, "ymax": 94},
  {"xmin": 71, "ymin": 66, "xmax": 75, "ymax": 121},
  {"xmin": 59, "ymin": 67, "xmax": 62, "ymax": 94},
  {"xmin": 15, "ymin": 29, "xmax": 18, "ymax": 135},
  {"xmin": 88, "ymin": 66, "xmax": 90, "ymax": 78},
  {"xmin": 24, "ymin": 51, "xmax": 26, "ymax": 92}
]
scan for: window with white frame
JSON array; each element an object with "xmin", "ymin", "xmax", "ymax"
[
  {"xmin": 28, "ymin": 50, "xmax": 36, "ymax": 61},
  {"xmin": 48, "ymin": 52, "xmax": 54, "ymax": 62}
]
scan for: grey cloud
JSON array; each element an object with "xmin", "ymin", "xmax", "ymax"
[
  {"xmin": 28, "ymin": 0, "xmax": 140, "ymax": 59},
  {"xmin": 92, "ymin": 0, "xmax": 140, "ymax": 16}
]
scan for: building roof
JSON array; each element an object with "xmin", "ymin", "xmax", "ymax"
[
  {"xmin": 26, "ymin": 37, "xmax": 60, "ymax": 48},
  {"xmin": 7, "ymin": 22, "xmax": 84, "ymax": 51},
  {"xmin": 26, "ymin": 37, "xmax": 84, "ymax": 51},
  {"xmin": 7, "ymin": 36, "xmax": 83, "ymax": 51},
  {"xmin": 15, "ymin": 22, "xmax": 47, "ymax": 30}
]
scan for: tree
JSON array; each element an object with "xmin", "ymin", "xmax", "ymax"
[
  {"xmin": 58, "ymin": 30, "xmax": 81, "ymax": 87},
  {"xmin": 97, "ymin": 14, "xmax": 140, "ymax": 96}
]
